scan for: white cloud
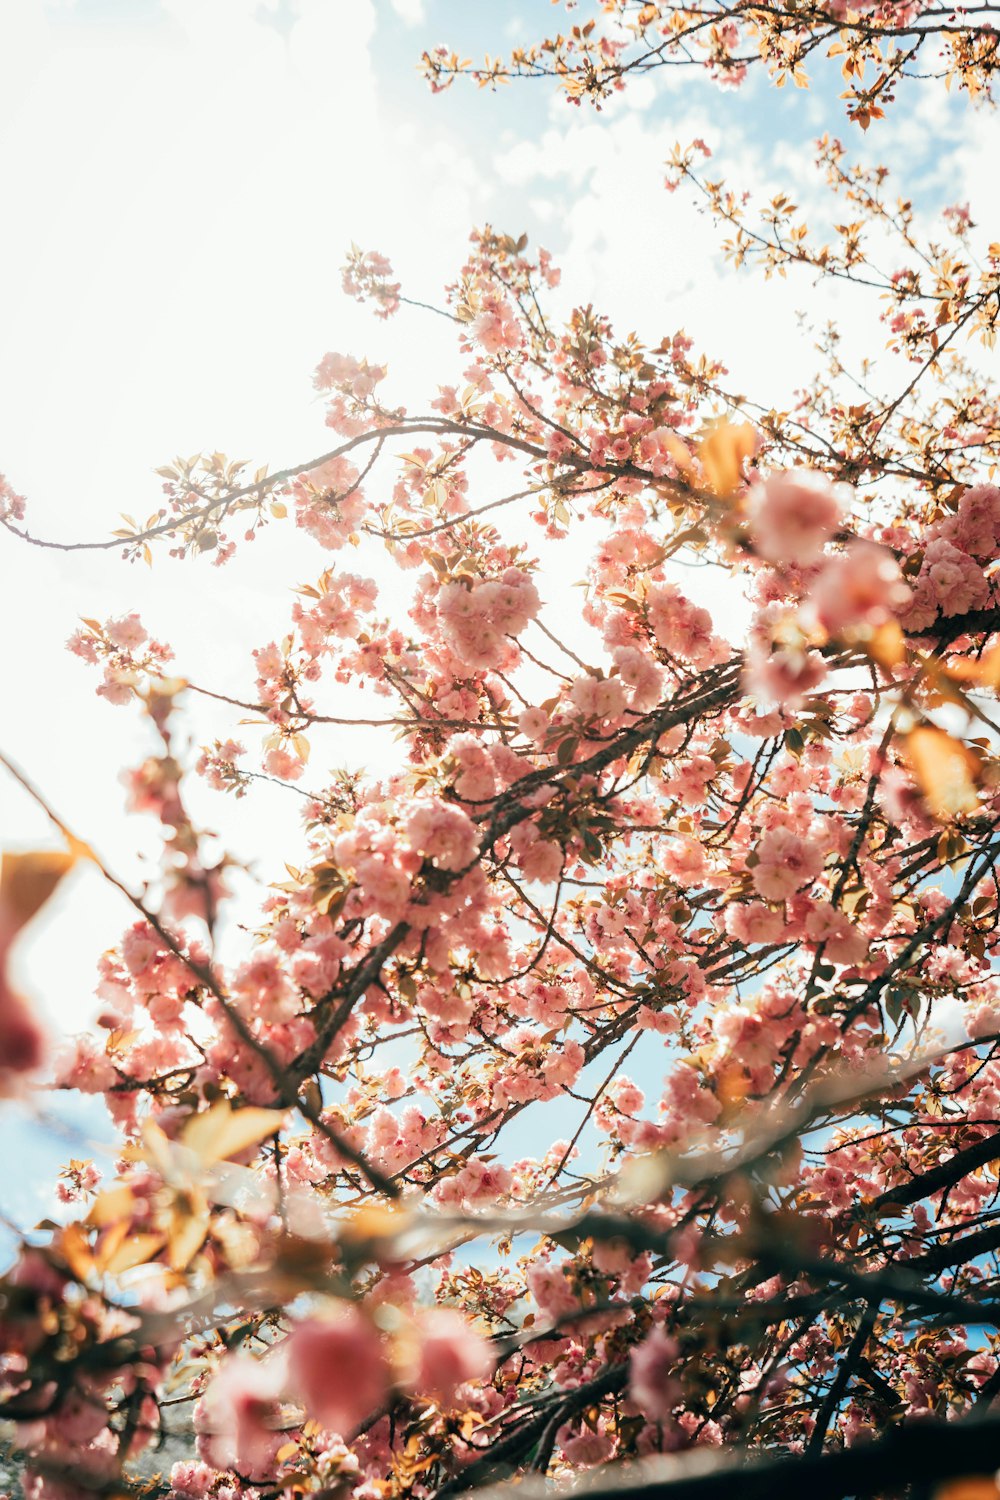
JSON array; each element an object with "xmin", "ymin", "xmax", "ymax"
[{"xmin": 390, "ymin": 0, "xmax": 425, "ymax": 25}]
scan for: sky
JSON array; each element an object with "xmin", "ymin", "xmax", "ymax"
[{"xmin": 1, "ymin": 0, "xmax": 998, "ymax": 1238}]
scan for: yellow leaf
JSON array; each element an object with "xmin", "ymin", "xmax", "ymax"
[
  {"xmin": 181, "ymin": 1099, "xmax": 287, "ymax": 1165},
  {"xmin": 903, "ymin": 726, "xmax": 982, "ymax": 820},
  {"xmin": 696, "ymin": 421, "xmax": 757, "ymax": 498}
]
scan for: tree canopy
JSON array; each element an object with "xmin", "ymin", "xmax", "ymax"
[{"xmin": 4, "ymin": 5, "xmax": 1000, "ymax": 1500}]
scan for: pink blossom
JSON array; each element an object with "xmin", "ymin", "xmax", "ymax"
[
  {"xmin": 434, "ymin": 1157, "xmax": 514, "ymax": 1209},
  {"xmin": 105, "ymin": 612, "xmax": 148, "ymax": 651},
  {"xmin": 630, "ymin": 1327, "xmax": 681, "ymax": 1421},
  {"xmin": 745, "ymin": 645, "xmax": 826, "ymax": 708},
  {"xmin": 120, "ymin": 921, "xmax": 162, "ymax": 979},
  {"xmin": 542, "ymin": 1038, "xmax": 585, "ymax": 1090},
  {"xmin": 0, "ymin": 473, "xmax": 26, "ymax": 522},
  {"xmin": 51, "ymin": 1035, "xmax": 116, "ymax": 1094},
  {"xmin": 646, "ymin": 583, "xmax": 721, "ymax": 665},
  {"xmin": 664, "ymin": 753, "xmax": 716, "ymax": 806},
  {"xmin": 66, "ymin": 629, "xmax": 99, "ymax": 664},
  {"xmin": 662, "ymin": 836, "xmax": 709, "ymax": 884},
  {"xmin": 286, "ymin": 1306, "xmax": 390, "ymax": 1437},
  {"xmin": 195, "ymin": 1352, "xmax": 287, "ymax": 1480},
  {"xmin": 169, "ymin": 1460, "xmax": 226, "ymax": 1499},
  {"xmin": 748, "ymin": 470, "xmax": 843, "ymax": 565},
  {"xmin": 293, "ymin": 457, "xmax": 366, "ymax": 548},
  {"xmin": 808, "ymin": 540, "xmax": 910, "ymax": 636},
  {"xmin": 939, "ymin": 483, "xmax": 1000, "ymax": 562},
  {"xmin": 264, "ymin": 747, "xmax": 306, "ymax": 781},
  {"xmin": 901, "ymin": 536, "xmax": 990, "ymax": 631},
  {"xmin": 569, "ymin": 674, "xmax": 627, "ymax": 721},
  {"xmin": 96, "ymin": 669, "xmax": 135, "ymax": 706},
  {"xmin": 724, "ymin": 901, "xmax": 785, "ymax": 946},
  {"xmin": 449, "ymin": 734, "xmax": 497, "ymax": 801},
  {"xmin": 22, "ymin": 1430, "xmax": 120, "ymax": 1500},
  {"xmin": 613, "ymin": 644, "xmax": 664, "ymax": 711},
  {"xmin": 405, "ymin": 798, "xmax": 478, "ymax": 871},
  {"xmin": 438, "ymin": 568, "xmax": 541, "ymax": 670},
  {"xmin": 752, "ymin": 827, "xmax": 824, "ymax": 900},
  {"xmin": 807, "ymin": 1164, "xmax": 855, "ymax": 1213},
  {"xmin": 314, "ymin": 350, "xmax": 386, "ymax": 398},
  {"xmin": 518, "ymin": 706, "xmax": 549, "ymax": 742},
  {"xmin": 967, "ymin": 1002, "xmax": 1000, "ymax": 1040},
  {"xmin": 510, "ymin": 822, "xmax": 564, "ymax": 883},
  {"xmin": 406, "ymin": 1308, "xmax": 494, "ymax": 1406},
  {"xmin": 527, "ymin": 1261, "xmax": 580, "ymax": 1321},
  {"xmin": 472, "ymin": 300, "xmax": 523, "ymax": 355},
  {"xmin": 804, "ymin": 901, "xmax": 867, "ymax": 965},
  {"xmin": 168, "ymin": 1460, "xmax": 218, "ymax": 1498},
  {"xmin": 611, "ymin": 1077, "xmax": 645, "ymax": 1115},
  {"xmin": 382, "ymin": 1066, "xmax": 407, "ymax": 1099},
  {"xmin": 560, "ymin": 1424, "xmax": 614, "ymax": 1465}
]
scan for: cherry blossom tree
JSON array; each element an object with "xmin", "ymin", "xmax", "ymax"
[
  {"xmin": 422, "ymin": 2, "xmax": 1000, "ymax": 130},
  {"xmin": 4, "ymin": 6, "xmax": 1000, "ymax": 1500}
]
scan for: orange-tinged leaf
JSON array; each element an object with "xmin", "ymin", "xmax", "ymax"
[
  {"xmin": 181, "ymin": 1099, "xmax": 287, "ymax": 1165},
  {"xmin": 87, "ymin": 1184, "xmax": 137, "ymax": 1228},
  {"xmin": 865, "ymin": 619, "xmax": 905, "ymax": 669},
  {"xmin": 0, "ymin": 849, "xmax": 76, "ymax": 934},
  {"xmin": 903, "ymin": 726, "xmax": 982, "ymax": 819},
  {"xmin": 100, "ymin": 1224, "xmax": 164, "ymax": 1272},
  {"xmin": 942, "ymin": 658, "xmax": 980, "ymax": 683},
  {"xmin": 936, "ymin": 1481, "xmax": 1000, "ymax": 1500},
  {"xmin": 716, "ymin": 1062, "xmax": 749, "ymax": 1119},
  {"xmin": 696, "ymin": 421, "xmax": 757, "ymax": 498},
  {"xmin": 105, "ymin": 1230, "xmax": 166, "ymax": 1278},
  {"xmin": 978, "ymin": 644, "xmax": 1000, "ymax": 689},
  {"xmin": 166, "ymin": 1212, "xmax": 210, "ymax": 1272},
  {"xmin": 141, "ymin": 1120, "xmax": 176, "ymax": 1177},
  {"xmin": 94, "ymin": 1218, "xmax": 131, "ymax": 1270},
  {"xmin": 339, "ymin": 1202, "xmax": 409, "ymax": 1243},
  {"xmin": 661, "ymin": 432, "xmax": 694, "ymax": 475},
  {"xmin": 59, "ymin": 1222, "xmax": 95, "ymax": 1282},
  {"xmin": 948, "ymin": 642, "xmax": 1000, "ymax": 691}
]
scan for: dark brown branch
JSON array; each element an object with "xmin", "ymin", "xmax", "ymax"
[{"xmin": 467, "ymin": 1412, "xmax": 1000, "ymax": 1500}]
